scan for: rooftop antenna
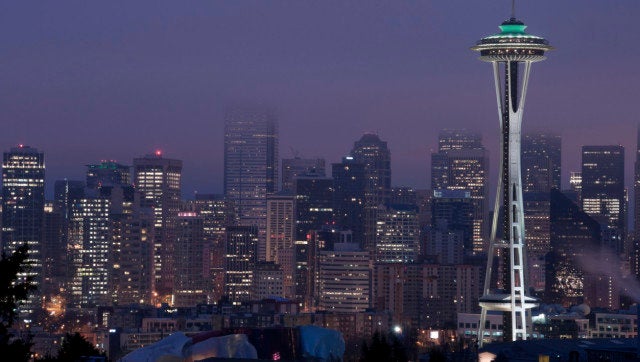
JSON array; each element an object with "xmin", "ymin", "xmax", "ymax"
[{"xmin": 511, "ymin": 0, "xmax": 516, "ymax": 19}]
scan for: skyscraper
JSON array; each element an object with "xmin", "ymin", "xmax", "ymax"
[
  {"xmin": 293, "ymin": 174, "xmax": 334, "ymax": 305},
  {"xmin": 431, "ymin": 132, "xmax": 488, "ymax": 254},
  {"xmin": 521, "ymin": 133, "xmax": 561, "ymax": 193},
  {"xmin": 224, "ymin": 108, "xmax": 278, "ymax": 261},
  {"xmin": 581, "ymin": 145, "xmax": 625, "ymax": 245},
  {"xmin": 2, "ymin": 145, "xmax": 45, "ymax": 315},
  {"xmin": 317, "ymin": 241, "xmax": 371, "ymax": 313},
  {"xmin": 173, "ymin": 212, "xmax": 208, "ymax": 307},
  {"xmin": 520, "ymin": 133, "xmax": 560, "ymax": 294},
  {"xmin": 192, "ymin": 194, "xmax": 236, "ymax": 302},
  {"xmin": 634, "ymin": 128, "xmax": 640, "ymax": 280},
  {"xmin": 133, "ymin": 152, "xmax": 182, "ymax": 297},
  {"xmin": 68, "ymin": 196, "xmax": 111, "ymax": 307},
  {"xmin": 266, "ymin": 193, "xmax": 295, "ymax": 298},
  {"xmin": 375, "ymin": 205, "xmax": 420, "ymax": 263},
  {"xmin": 472, "ymin": 12, "xmax": 552, "ymax": 344},
  {"xmin": 351, "ymin": 133, "xmax": 391, "ymax": 251},
  {"xmin": 332, "ymin": 156, "xmax": 365, "ymax": 244},
  {"xmin": 224, "ymin": 225, "xmax": 258, "ymax": 304},
  {"xmin": 546, "ymin": 189, "xmax": 601, "ymax": 306}
]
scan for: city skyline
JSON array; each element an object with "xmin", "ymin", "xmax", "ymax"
[{"xmin": 0, "ymin": 1, "xmax": 638, "ymax": 196}]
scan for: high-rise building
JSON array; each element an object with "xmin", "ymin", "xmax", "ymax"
[
  {"xmin": 317, "ymin": 242, "xmax": 370, "ymax": 313},
  {"xmin": 472, "ymin": 13, "xmax": 552, "ymax": 344},
  {"xmin": 375, "ymin": 205, "xmax": 420, "ymax": 263},
  {"xmin": 294, "ymin": 175, "xmax": 333, "ymax": 305},
  {"xmin": 523, "ymin": 192, "xmax": 551, "ymax": 293},
  {"xmin": 281, "ymin": 157, "xmax": 325, "ymax": 193},
  {"xmin": 68, "ymin": 196, "xmax": 111, "ymax": 307},
  {"xmin": 428, "ymin": 190, "xmax": 474, "ymax": 263},
  {"xmin": 192, "ymin": 194, "xmax": 236, "ymax": 302},
  {"xmin": 266, "ymin": 193, "xmax": 295, "ymax": 298},
  {"xmin": 2, "ymin": 145, "xmax": 45, "ymax": 315},
  {"xmin": 546, "ymin": 189, "xmax": 601, "ymax": 306},
  {"xmin": 133, "ymin": 152, "xmax": 182, "ymax": 296},
  {"xmin": 332, "ymin": 156, "xmax": 365, "ymax": 244},
  {"xmin": 351, "ymin": 133, "xmax": 391, "ymax": 251},
  {"xmin": 581, "ymin": 145, "xmax": 625, "ymax": 249},
  {"xmin": 431, "ymin": 138, "xmax": 488, "ymax": 253},
  {"xmin": 109, "ymin": 187, "xmax": 154, "ymax": 306},
  {"xmin": 294, "ymin": 175, "xmax": 334, "ymax": 242},
  {"xmin": 86, "ymin": 160, "xmax": 131, "ymax": 190},
  {"xmin": 173, "ymin": 212, "xmax": 208, "ymax": 307},
  {"xmin": 521, "ymin": 133, "xmax": 561, "ymax": 193},
  {"xmin": 634, "ymin": 128, "xmax": 640, "ymax": 280},
  {"xmin": 224, "ymin": 108, "xmax": 278, "ymax": 263},
  {"xmin": 41, "ymin": 204, "xmax": 65, "ymax": 301},
  {"xmin": 224, "ymin": 225, "xmax": 258, "ymax": 304}
]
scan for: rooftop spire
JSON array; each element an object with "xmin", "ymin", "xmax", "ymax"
[{"xmin": 511, "ymin": 0, "xmax": 516, "ymax": 20}]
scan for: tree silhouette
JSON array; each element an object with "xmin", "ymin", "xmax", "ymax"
[
  {"xmin": 359, "ymin": 331, "xmax": 407, "ymax": 362},
  {"xmin": 0, "ymin": 244, "xmax": 36, "ymax": 361},
  {"xmin": 56, "ymin": 332, "xmax": 104, "ymax": 362}
]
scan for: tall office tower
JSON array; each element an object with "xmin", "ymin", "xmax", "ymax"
[
  {"xmin": 224, "ymin": 225, "xmax": 258, "ymax": 304},
  {"xmin": 431, "ymin": 131, "xmax": 488, "ymax": 254},
  {"xmin": 173, "ymin": 212, "xmax": 208, "ymax": 307},
  {"xmin": 521, "ymin": 133, "xmax": 561, "ymax": 193},
  {"xmin": 317, "ymin": 241, "xmax": 371, "ymax": 313},
  {"xmin": 581, "ymin": 146, "xmax": 626, "ymax": 253},
  {"xmin": 109, "ymin": 188, "xmax": 154, "ymax": 306},
  {"xmin": 351, "ymin": 133, "xmax": 391, "ymax": 251},
  {"xmin": 520, "ymin": 133, "xmax": 559, "ymax": 294},
  {"xmin": 294, "ymin": 175, "xmax": 334, "ymax": 304},
  {"xmin": 266, "ymin": 193, "xmax": 295, "ymax": 298},
  {"xmin": 332, "ymin": 156, "xmax": 365, "ymax": 244},
  {"xmin": 281, "ymin": 157, "xmax": 325, "ymax": 193},
  {"xmin": 523, "ymin": 192, "xmax": 551, "ymax": 293},
  {"xmin": 193, "ymin": 194, "xmax": 236, "ymax": 302},
  {"xmin": 634, "ymin": 129, "xmax": 640, "ymax": 280},
  {"xmin": 294, "ymin": 175, "xmax": 334, "ymax": 240},
  {"xmin": 472, "ymin": 12, "xmax": 552, "ymax": 344},
  {"xmin": 133, "ymin": 152, "xmax": 182, "ymax": 296},
  {"xmin": 304, "ymin": 228, "xmax": 350, "ymax": 310},
  {"xmin": 224, "ymin": 108, "xmax": 278, "ymax": 262},
  {"xmin": 2, "ymin": 145, "xmax": 45, "ymax": 315},
  {"xmin": 431, "ymin": 148, "xmax": 488, "ymax": 253},
  {"xmin": 68, "ymin": 196, "xmax": 111, "ymax": 307},
  {"xmin": 42, "ymin": 204, "xmax": 65, "ymax": 301},
  {"xmin": 428, "ymin": 190, "xmax": 474, "ymax": 264},
  {"xmin": 546, "ymin": 189, "xmax": 601, "ymax": 306},
  {"xmin": 375, "ymin": 205, "xmax": 420, "ymax": 263},
  {"xmin": 86, "ymin": 160, "xmax": 131, "ymax": 189}
]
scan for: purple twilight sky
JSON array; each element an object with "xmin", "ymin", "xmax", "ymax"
[{"xmin": 0, "ymin": 1, "xmax": 638, "ymax": 197}]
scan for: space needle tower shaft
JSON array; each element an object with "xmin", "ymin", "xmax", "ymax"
[{"xmin": 471, "ymin": 10, "xmax": 552, "ymax": 346}]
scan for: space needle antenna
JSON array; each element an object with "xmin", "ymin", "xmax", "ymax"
[{"xmin": 511, "ymin": 0, "xmax": 516, "ymax": 19}]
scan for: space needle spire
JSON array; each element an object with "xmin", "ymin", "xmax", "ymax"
[{"xmin": 471, "ymin": 7, "xmax": 552, "ymax": 346}]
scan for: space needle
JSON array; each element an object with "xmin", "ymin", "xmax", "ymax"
[{"xmin": 471, "ymin": 3, "xmax": 552, "ymax": 346}]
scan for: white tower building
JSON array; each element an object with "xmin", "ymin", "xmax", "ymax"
[{"xmin": 471, "ymin": 9, "xmax": 552, "ymax": 346}]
